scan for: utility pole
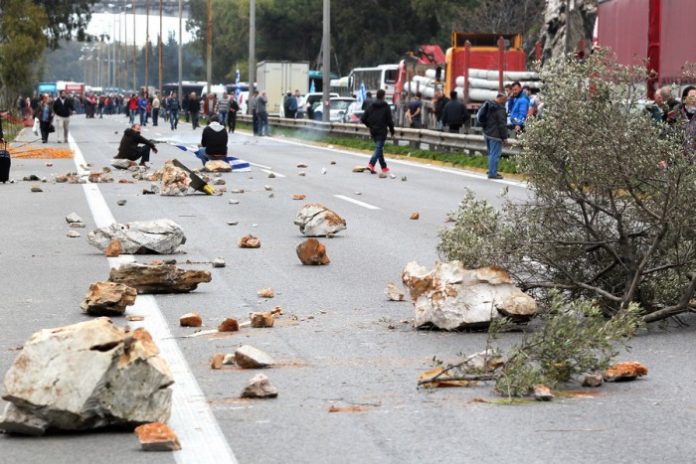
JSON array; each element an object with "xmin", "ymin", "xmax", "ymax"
[
  {"xmin": 178, "ymin": 0, "xmax": 183, "ymax": 101},
  {"xmin": 124, "ymin": 8, "xmax": 128, "ymax": 91},
  {"xmin": 321, "ymin": 0, "xmax": 330, "ymax": 122},
  {"xmin": 206, "ymin": 0, "xmax": 212, "ymax": 97},
  {"xmin": 132, "ymin": 2, "xmax": 137, "ymax": 92},
  {"xmin": 159, "ymin": 0, "xmax": 163, "ymax": 98},
  {"xmin": 145, "ymin": 0, "xmax": 150, "ymax": 92},
  {"xmin": 249, "ymin": 0, "xmax": 256, "ymax": 92}
]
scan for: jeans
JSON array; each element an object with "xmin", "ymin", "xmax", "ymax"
[
  {"xmin": 152, "ymin": 108, "xmax": 159, "ymax": 126},
  {"xmin": 129, "ymin": 109, "xmax": 136, "ymax": 124},
  {"xmin": 170, "ymin": 110, "xmax": 178, "ymax": 129},
  {"xmin": 368, "ymin": 137, "xmax": 387, "ymax": 169},
  {"xmin": 139, "ymin": 108, "xmax": 146, "ymax": 125},
  {"xmin": 191, "ymin": 112, "xmax": 199, "ymax": 129},
  {"xmin": 258, "ymin": 111, "xmax": 268, "ymax": 135},
  {"xmin": 228, "ymin": 113, "xmax": 237, "ymax": 132},
  {"xmin": 252, "ymin": 111, "xmax": 259, "ymax": 135},
  {"xmin": 486, "ymin": 137, "xmax": 503, "ymax": 177},
  {"xmin": 218, "ymin": 111, "xmax": 227, "ymax": 125}
]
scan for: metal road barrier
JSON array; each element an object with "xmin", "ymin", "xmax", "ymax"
[{"xmin": 237, "ymin": 114, "xmax": 522, "ymax": 156}]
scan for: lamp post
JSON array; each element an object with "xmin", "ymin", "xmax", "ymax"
[
  {"xmin": 178, "ymin": 0, "xmax": 183, "ymax": 102},
  {"xmin": 249, "ymin": 0, "xmax": 255, "ymax": 92},
  {"xmin": 206, "ymin": 0, "xmax": 212, "ymax": 97},
  {"xmin": 159, "ymin": 0, "xmax": 163, "ymax": 98},
  {"xmin": 321, "ymin": 0, "xmax": 330, "ymax": 122}
]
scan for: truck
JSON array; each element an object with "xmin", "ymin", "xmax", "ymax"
[
  {"xmin": 595, "ymin": 0, "xmax": 696, "ymax": 98},
  {"xmin": 256, "ymin": 61, "xmax": 310, "ymax": 115}
]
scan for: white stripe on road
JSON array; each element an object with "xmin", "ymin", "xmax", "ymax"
[
  {"xmin": 334, "ymin": 194, "xmax": 381, "ymax": 210},
  {"xmin": 69, "ymin": 134, "xmax": 238, "ymax": 464}
]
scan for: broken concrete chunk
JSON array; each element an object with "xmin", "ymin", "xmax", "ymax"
[
  {"xmin": 88, "ymin": 219, "xmax": 186, "ymax": 254},
  {"xmin": 0, "ymin": 319, "xmax": 173, "ymax": 435},
  {"xmin": 223, "ymin": 354, "xmax": 235, "ymax": 365},
  {"xmin": 604, "ymin": 362, "xmax": 648, "ymax": 382},
  {"xmin": 533, "ymin": 384, "xmax": 554, "ymax": 401},
  {"xmin": 298, "ymin": 171, "xmax": 306, "ymax": 176},
  {"xmin": 159, "ymin": 161, "xmax": 191, "ymax": 196},
  {"xmin": 239, "ymin": 235, "xmax": 261, "ymax": 248},
  {"xmin": 402, "ymin": 261, "xmax": 538, "ymax": 330},
  {"xmin": 210, "ymin": 353, "xmax": 225, "ymax": 370},
  {"xmin": 231, "ymin": 188, "xmax": 244, "ymax": 194},
  {"xmin": 134, "ymin": 422, "xmax": 181, "ymax": 451},
  {"xmin": 65, "ymin": 212, "xmax": 83, "ymax": 224},
  {"xmin": 204, "ymin": 160, "xmax": 232, "ymax": 172},
  {"xmin": 66, "ymin": 231, "xmax": 81, "ymax": 238},
  {"xmin": 294, "ymin": 204, "xmax": 346, "ymax": 237},
  {"xmin": 264, "ymin": 185, "xmax": 273, "ymax": 191},
  {"xmin": 179, "ymin": 313, "xmax": 202, "ymax": 327},
  {"xmin": 213, "ymin": 178, "xmax": 226, "ymax": 186},
  {"xmin": 410, "ymin": 212, "xmax": 420, "ymax": 220},
  {"xmin": 582, "ymin": 373, "xmax": 604, "ymax": 387},
  {"xmin": 257, "ymin": 288, "xmax": 274, "ymax": 298},
  {"xmin": 235, "ymin": 345, "xmax": 274, "ymax": 369},
  {"xmin": 111, "ymin": 158, "xmax": 136, "ymax": 170},
  {"xmin": 267, "ymin": 172, "xmax": 276, "ymax": 178},
  {"xmin": 104, "ymin": 239, "xmax": 122, "ymax": 257},
  {"xmin": 250, "ymin": 312, "xmax": 274, "ymax": 328},
  {"xmin": 218, "ymin": 318, "xmax": 239, "ymax": 332},
  {"xmin": 229, "ymin": 199, "xmax": 240, "ymax": 205},
  {"xmin": 241, "ymin": 373, "xmax": 278, "ymax": 399},
  {"xmin": 80, "ymin": 281, "xmax": 137, "ymax": 316},
  {"xmin": 378, "ymin": 173, "xmax": 387, "ymax": 179},
  {"xmin": 109, "ymin": 263, "xmax": 211, "ymax": 294},
  {"xmin": 212, "ymin": 257, "xmax": 226, "ymax": 268},
  {"xmin": 292, "ymin": 194, "xmax": 306, "ymax": 201},
  {"xmin": 31, "ymin": 186, "xmax": 43, "ymax": 193},
  {"xmin": 385, "ymin": 282, "xmax": 405, "ymax": 301},
  {"xmin": 70, "ymin": 222, "xmax": 86, "ymax": 229},
  {"xmin": 296, "ymin": 238, "xmax": 330, "ymax": 265}
]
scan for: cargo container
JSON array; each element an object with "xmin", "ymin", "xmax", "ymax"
[{"xmin": 256, "ymin": 61, "xmax": 309, "ymax": 115}]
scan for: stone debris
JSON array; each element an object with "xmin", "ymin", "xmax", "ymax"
[
  {"xmin": 264, "ymin": 185, "xmax": 273, "ymax": 191},
  {"xmin": 378, "ymin": 173, "xmax": 387, "ymax": 179},
  {"xmin": 111, "ymin": 158, "xmax": 136, "ymax": 170},
  {"xmin": 401, "ymin": 176, "xmax": 407, "ymax": 181},
  {"xmin": 223, "ymin": 354, "xmax": 236, "ymax": 365},
  {"xmin": 533, "ymin": 384, "xmax": 554, "ymax": 401},
  {"xmin": 292, "ymin": 194, "xmax": 306, "ymax": 201},
  {"xmin": 142, "ymin": 186, "xmax": 157, "ymax": 195},
  {"xmin": 218, "ymin": 318, "xmax": 239, "ymax": 332},
  {"xmin": 66, "ymin": 230, "xmax": 80, "ymax": 238},
  {"xmin": 268, "ymin": 193, "xmax": 275, "ymax": 198},
  {"xmin": 298, "ymin": 171, "xmax": 306, "ymax": 176},
  {"xmin": 46, "ymin": 162, "xmax": 53, "ymax": 167},
  {"xmin": 227, "ymin": 221, "xmax": 239, "ymax": 226},
  {"xmin": 88, "ymin": 172, "xmax": 114, "ymax": 183},
  {"xmin": 582, "ymin": 373, "xmax": 604, "ymax": 387},
  {"xmin": 213, "ymin": 178, "xmax": 226, "ymax": 186},
  {"xmin": 24, "ymin": 174, "xmax": 40, "ymax": 181},
  {"xmin": 127, "ymin": 315, "xmax": 145, "ymax": 322},
  {"xmin": 603, "ymin": 362, "xmax": 648, "ymax": 382},
  {"xmin": 250, "ymin": 312, "xmax": 275, "ymax": 328},
  {"xmin": 267, "ymin": 172, "xmax": 276, "ymax": 178},
  {"xmin": 385, "ymin": 282, "xmax": 405, "ymax": 301},
  {"xmin": 352, "ymin": 166, "xmax": 366, "ymax": 173},
  {"xmin": 88, "ymin": 219, "xmax": 186, "ymax": 254},
  {"xmin": 80, "ymin": 281, "xmax": 137, "ymax": 316},
  {"xmin": 229, "ymin": 199, "xmax": 240, "ymax": 205},
  {"xmin": 160, "ymin": 161, "xmax": 190, "ymax": 196},
  {"xmin": 355, "ymin": 191, "xmax": 362, "ymax": 195},
  {"xmin": 31, "ymin": 185, "xmax": 43, "ymax": 193},
  {"xmin": 257, "ymin": 288, "xmax": 274, "ymax": 298},
  {"xmin": 204, "ymin": 160, "xmax": 232, "ymax": 172},
  {"xmin": 179, "ymin": 313, "xmax": 202, "ymax": 327},
  {"xmin": 321, "ymin": 167, "xmax": 327, "ymax": 175},
  {"xmin": 297, "ymin": 163, "xmax": 308, "ymax": 168},
  {"xmin": 462, "ymin": 349, "xmax": 506, "ymax": 372},
  {"xmin": 210, "ymin": 353, "xmax": 225, "ymax": 370},
  {"xmin": 402, "ymin": 261, "xmax": 538, "ymax": 330},
  {"xmin": 330, "ymin": 161, "xmax": 336, "ymax": 165},
  {"xmin": 296, "ymin": 238, "xmax": 330, "ymax": 265},
  {"xmin": 217, "ymin": 186, "xmax": 227, "ymax": 193},
  {"xmin": 240, "ymin": 373, "xmax": 278, "ymax": 399},
  {"xmin": 235, "ymin": 345, "xmax": 274, "ymax": 369},
  {"xmin": 231, "ymin": 188, "xmax": 245, "ymax": 194},
  {"xmin": 134, "ymin": 422, "xmax": 181, "ymax": 451},
  {"xmin": 104, "ymin": 239, "xmax": 122, "ymax": 257},
  {"xmin": 109, "ymin": 263, "xmax": 211, "ymax": 294},
  {"xmin": 239, "ymin": 235, "xmax": 261, "ymax": 248},
  {"xmin": 65, "ymin": 212, "xmax": 83, "ymax": 224},
  {"xmin": 0, "ymin": 319, "xmax": 173, "ymax": 435},
  {"xmin": 212, "ymin": 257, "xmax": 226, "ymax": 268},
  {"xmin": 410, "ymin": 212, "xmax": 420, "ymax": 220},
  {"xmin": 69, "ymin": 222, "xmax": 86, "ymax": 229},
  {"xmin": 294, "ymin": 203, "xmax": 347, "ymax": 237},
  {"xmin": 117, "ymin": 199, "xmax": 127, "ymax": 206}
]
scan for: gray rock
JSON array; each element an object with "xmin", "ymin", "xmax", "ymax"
[
  {"xmin": 111, "ymin": 158, "xmax": 134, "ymax": 170},
  {"xmin": 66, "ymin": 231, "xmax": 81, "ymax": 238},
  {"xmin": 69, "ymin": 222, "xmax": 86, "ymax": 228},
  {"xmin": 212, "ymin": 257, "xmax": 226, "ymax": 268},
  {"xmin": 229, "ymin": 199, "xmax": 240, "ymax": 205},
  {"xmin": 294, "ymin": 204, "xmax": 347, "ymax": 237},
  {"xmin": 234, "ymin": 345, "xmax": 274, "ymax": 369},
  {"xmin": 240, "ymin": 373, "xmax": 278, "ymax": 398},
  {"xmin": 80, "ymin": 281, "xmax": 137, "ymax": 316},
  {"xmin": 65, "ymin": 212, "xmax": 83, "ymax": 224},
  {"xmin": 582, "ymin": 372, "xmax": 603, "ymax": 388},
  {"xmin": 117, "ymin": 200, "xmax": 127, "ymax": 206},
  {"xmin": 87, "ymin": 219, "xmax": 186, "ymax": 254}
]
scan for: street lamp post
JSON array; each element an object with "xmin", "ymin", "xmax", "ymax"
[
  {"xmin": 249, "ymin": 0, "xmax": 255, "ymax": 92},
  {"xmin": 206, "ymin": 0, "xmax": 212, "ymax": 97},
  {"xmin": 322, "ymin": 0, "xmax": 330, "ymax": 122},
  {"xmin": 178, "ymin": 0, "xmax": 183, "ymax": 101}
]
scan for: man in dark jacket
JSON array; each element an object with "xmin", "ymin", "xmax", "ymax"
[
  {"xmin": 52, "ymin": 90, "xmax": 74, "ymax": 143},
  {"xmin": 482, "ymin": 93, "xmax": 508, "ymax": 180},
  {"xmin": 195, "ymin": 115, "xmax": 228, "ymax": 165},
  {"xmin": 115, "ymin": 123, "xmax": 158, "ymax": 166},
  {"xmin": 442, "ymin": 90, "xmax": 469, "ymax": 133},
  {"xmin": 360, "ymin": 89, "xmax": 395, "ymax": 174},
  {"xmin": 189, "ymin": 92, "xmax": 200, "ymax": 129},
  {"xmin": 433, "ymin": 90, "xmax": 449, "ymax": 131}
]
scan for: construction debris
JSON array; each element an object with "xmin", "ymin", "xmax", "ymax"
[
  {"xmin": 292, "ymin": 194, "xmax": 306, "ymax": 201},
  {"xmin": 65, "ymin": 212, "xmax": 83, "ymax": 224},
  {"xmin": 264, "ymin": 185, "xmax": 273, "ymax": 191},
  {"xmin": 66, "ymin": 231, "xmax": 80, "ymax": 238},
  {"xmin": 80, "ymin": 281, "xmax": 137, "ymax": 316},
  {"xmin": 212, "ymin": 257, "xmax": 226, "ymax": 268},
  {"xmin": 0, "ymin": 319, "xmax": 173, "ymax": 435},
  {"xmin": 235, "ymin": 345, "xmax": 274, "ymax": 368},
  {"xmin": 257, "ymin": 288, "xmax": 274, "ymax": 298},
  {"xmin": 250, "ymin": 312, "xmax": 274, "ymax": 328},
  {"xmin": 229, "ymin": 199, "xmax": 240, "ymax": 205},
  {"xmin": 296, "ymin": 238, "xmax": 330, "ymax": 265},
  {"xmin": 582, "ymin": 373, "xmax": 604, "ymax": 387},
  {"xmin": 159, "ymin": 161, "xmax": 191, "ymax": 196},
  {"xmin": 104, "ymin": 239, "xmax": 122, "ymax": 257},
  {"xmin": 204, "ymin": 160, "xmax": 232, "ymax": 172},
  {"xmin": 294, "ymin": 204, "xmax": 347, "ymax": 237},
  {"xmin": 218, "ymin": 318, "xmax": 239, "ymax": 332},
  {"xmin": 134, "ymin": 422, "xmax": 181, "ymax": 451},
  {"xmin": 385, "ymin": 282, "xmax": 405, "ymax": 301},
  {"xmin": 109, "ymin": 263, "xmax": 211, "ymax": 294},
  {"xmin": 179, "ymin": 313, "xmax": 203, "ymax": 327},
  {"xmin": 239, "ymin": 235, "xmax": 261, "ymax": 248},
  {"xmin": 210, "ymin": 353, "xmax": 225, "ymax": 370},
  {"xmin": 111, "ymin": 158, "xmax": 136, "ymax": 169},
  {"xmin": 117, "ymin": 199, "xmax": 127, "ymax": 206},
  {"xmin": 88, "ymin": 219, "xmax": 186, "ymax": 254},
  {"xmin": 240, "ymin": 373, "xmax": 278, "ymax": 399},
  {"xmin": 31, "ymin": 185, "xmax": 43, "ymax": 193},
  {"xmin": 604, "ymin": 362, "xmax": 648, "ymax": 382}
]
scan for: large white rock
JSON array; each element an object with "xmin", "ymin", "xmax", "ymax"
[
  {"xmin": 293, "ymin": 203, "xmax": 347, "ymax": 237},
  {"xmin": 87, "ymin": 219, "xmax": 186, "ymax": 254},
  {"xmin": 160, "ymin": 161, "xmax": 191, "ymax": 196},
  {"xmin": 0, "ymin": 318, "xmax": 173, "ymax": 435},
  {"xmin": 401, "ymin": 261, "xmax": 537, "ymax": 330}
]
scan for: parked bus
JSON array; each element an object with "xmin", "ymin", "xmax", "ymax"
[{"xmin": 348, "ymin": 64, "xmax": 399, "ymax": 102}]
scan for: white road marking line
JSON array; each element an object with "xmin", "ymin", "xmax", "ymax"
[
  {"xmin": 334, "ymin": 194, "xmax": 381, "ymax": 210},
  {"xmin": 259, "ymin": 168, "xmax": 286, "ymax": 178},
  {"xmin": 68, "ymin": 134, "xmax": 238, "ymax": 464}
]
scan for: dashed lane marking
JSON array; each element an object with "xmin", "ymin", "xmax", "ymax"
[{"xmin": 334, "ymin": 194, "xmax": 381, "ymax": 210}]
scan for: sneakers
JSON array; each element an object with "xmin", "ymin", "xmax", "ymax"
[
  {"xmin": 366, "ymin": 163, "xmax": 376, "ymax": 174},
  {"xmin": 381, "ymin": 167, "xmax": 390, "ymax": 173},
  {"xmin": 488, "ymin": 174, "xmax": 503, "ymax": 180}
]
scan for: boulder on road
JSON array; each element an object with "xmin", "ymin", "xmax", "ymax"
[
  {"xmin": 87, "ymin": 219, "xmax": 186, "ymax": 254},
  {"xmin": 604, "ymin": 362, "xmax": 648, "ymax": 382},
  {"xmin": 159, "ymin": 161, "xmax": 191, "ymax": 196},
  {"xmin": 401, "ymin": 261, "xmax": 537, "ymax": 330},
  {"xmin": 80, "ymin": 281, "xmax": 137, "ymax": 316},
  {"xmin": 294, "ymin": 203, "xmax": 346, "ymax": 237},
  {"xmin": 296, "ymin": 238, "xmax": 330, "ymax": 265},
  {"xmin": 240, "ymin": 373, "xmax": 278, "ymax": 399},
  {"xmin": 0, "ymin": 318, "xmax": 173, "ymax": 435},
  {"xmin": 109, "ymin": 263, "xmax": 211, "ymax": 294},
  {"xmin": 234, "ymin": 345, "xmax": 274, "ymax": 368}
]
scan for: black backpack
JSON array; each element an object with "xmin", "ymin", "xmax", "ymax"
[{"xmin": 476, "ymin": 101, "xmax": 490, "ymax": 126}]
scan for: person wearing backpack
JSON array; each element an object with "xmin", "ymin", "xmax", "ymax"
[
  {"xmin": 481, "ymin": 92, "xmax": 508, "ymax": 180},
  {"xmin": 361, "ymin": 89, "xmax": 395, "ymax": 174}
]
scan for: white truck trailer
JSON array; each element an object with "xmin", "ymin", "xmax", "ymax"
[{"xmin": 256, "ymin": 61, "xmax": 310, "ymax": 115}]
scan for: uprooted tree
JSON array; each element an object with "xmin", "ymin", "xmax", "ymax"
[{"xmin": 439, "ymin": 51, "xmax": 696, "ymax": 323}]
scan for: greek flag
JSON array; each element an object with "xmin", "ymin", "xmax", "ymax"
[
  {"xmin": 357, "ymin": 82, "xmax": 366, "ymax": 105},
  {"xmin": 309, "ymin": 80, "xmax": 316, "ymax": 93},
  {"xmin": 235, "ymin": 69, "xmax": 241, "ymax": 99},
  {"xmin": 169, "ymin": 142, "xmax": 251, "ymax": 172}
]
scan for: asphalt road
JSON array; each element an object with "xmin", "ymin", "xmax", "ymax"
[{"xmin": 0, "ymin": 115, "xmax": 694, "ymax": 464}]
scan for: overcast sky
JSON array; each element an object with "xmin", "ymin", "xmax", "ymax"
[{"xmin": 86, "ymin": 13, "xmax": 193, "ymax": 46}]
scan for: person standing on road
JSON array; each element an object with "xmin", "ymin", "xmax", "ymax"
[
  {"xmin": 52, "ymin": 90, "xmax": 73, "ymax": 144},
  {"xmin": 167, "ymin": 92, "xmax": 180, "ymax": 130},
  {"xmin": 442, "ymin": 90, "xmax": 469, "ymax": 133},
  {"xmin": 481, "ymin": 92, "xmax": 508, "ymax": 180},
  {"xmin": 248, "ymin": 90, "xmax": 259, "ymax": 135},
  {"xmin": 194, "ymin": 115, "xmax": 228, "ymax": 165},
  {"xmin": 228, "ymin": 95, "xmax": 239, "ymax": 133},
  {"xmin": 361, "ymin": 89, "xmax": 395, "ymax": 174},
  {"xmin": 285, "ymin": 92, "xmax": 298, "ymax": 119},
  {"xmin": 361, "ymin": 91, "xmax": 373, "ymax": 111},
  {"xmin": 127, "ymin": 94, "xmax": 138, "ymax": 124},
  {"xmin": 138, "ymin": 93, "xmax": 149, "ymax": 126},
  {"xmin": 508, "ymin": 81, "xmax": 530, "ymax": 134},
  {"xmin": 257, "ymin": 91, "xmax": 269, "ymax": 136},
  {"xmin": 152, "ymin": 93, "xmax": 161, "ymax": 126},
  {"xmin": 407, "ymin": 92, "xmax": 423, "ymax": 129},
  {"xmin": 433, "ymin": 90, "xmax": 449, "ymax": 131},
  {"xmin": 115, "ymin": 123, "xmax": 158, "ymax": 167},
  {"xmin": 36, "ymin": 95, "xmax": 54, "ymax": 144},
  {"xmin": 217, "ymin": 93, "xmax": 230, "ymax": 126},
  {"xmin": 189, "ymin": 92, "xmax": 201, "ymax": 130}
]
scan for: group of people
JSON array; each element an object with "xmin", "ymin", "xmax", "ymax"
[{"xmin": 31, "ymin": 90, "xmax": 75, "ymax": 144}]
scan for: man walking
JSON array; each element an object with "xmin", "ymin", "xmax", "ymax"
[
  {"xmin": 481, "ymin": 92, "xmax": 508, "ymax": 180},
  {"xmin": 228, "ymin": 95, "xmax": 239, "ymax": 133},
  {"xmin": 256, "ymin": 91, "xmax": 269, "ymax": 136},
  {"xmin": 166, "ymin": 92, "xmax": 180, "ymax": 130},
  {"xmin": 152, "ymin": 93, "xmax": 161, "ymax": 126},
  {"xmin": 189, "ymin": 92, "xmax": 200, "ymax": 130},
  {"xmin": 361, "ymin": 89, "xmax": 395, "ymax": 174},
  {"xmin": 52, "ymin": 90, "xmax": 73, "ymax": 144}
]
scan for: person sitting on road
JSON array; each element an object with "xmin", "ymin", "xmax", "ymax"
[
  {"xmin": 195, "ymin": 115, "xmax": 228, "ymax": 165},
  {"xmin": 115, "ymin": 123, "xmax": 158, "ymax": 167}
]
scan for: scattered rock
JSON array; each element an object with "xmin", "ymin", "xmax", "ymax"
[
  {"xmin": 70, "ymin": 222, "xmax": 86, "ymax": 228},
  {"xmin": 410, "ymin": 212, "xmax": 420, "ymax": 220},
  {"xmin": 235, "ymin": 345, "xmax": 274, "ymax": 369},
  {"xmin": 66, "ymin": 230, "xmax": 80, "ymax": 238},
  {"xmin": 378, "ymin": 173, "xmax": 387, "ymax": 179},
  {"xmin": 296, "ymin": 238, "xmax": 330, "ymax": 265},
  {"xmin": 45, "ymin": 162, "xmax": 53, "ymax": 167},
  {"xmin": 179, "ymin": 313, "xmax": 202, "ymax": 327},
  {"xmin": 385, "ymin": 282, "xmax": 405, "ymax": 301},
  {"xmin": 117, "ymin": 199, "xmax": 127, "ymax": 206},
  {"xmin": 223, "ymin": 354, "xmax": 236, "ymax": 365},
  {"xmin": 204, "ymin": 160, "xmax": 232, "ymax": 172},
  {"xmin": 229, "ymin": 199, "xmax": 240, "ymax": 205},
  {"xmin": 297, "ymin": 163, "xmax": 308, "ymax": 168},
  {"xmin": 533, "ymin": 384, "xmax": 554, "ymax": 401},
  {"xmin": 218, "ymin": 318, "xmax": 239, "ymax": 332},
  {"xmin": 159, "ymin": 161, "xmax": 191, "ymax": 196},
  {"xmin": 31, "ymin": 185, "xmax": 43, "ymax": 193},
  {"xmin": 127, "ymin": 315, "xmax": 145, "ymax": 322},
  {"xmin": 267, "ymin": 172, "xmax": 276, "ymax": 178},
  {"xmin": 111, "ymin": 158, "xmax": 136, "ymax": 170},
  {"xmin": 88, "ymin": 219, "xmax": 186, "ymax": 254},
  {"xmin": 257, "ymin": 288, "xmax": 274, "ymax": 298},
  {"xmin": 24, "ymin": 174, "xmax": 40, "ymax": 181},
  {"xmin": 217, "ymin": 186, "xmax": 227, "ymax": 193},
  {"xmin": 88, "ymin": 172, "xmax": 114, "ymax": 183},
  {"xmin": 240, "ymin": 373, "xmax": 278, "ymax": 399},
  {"xmin": 134, "ymin": 422, "xmax": 181, "ymax": 451},
  {"xmin": 104, "ymin": 239, "xmax": 122, "ymax": 257},
  {"xmin": 402, "ymin": 261, "xmax": 538, "ymax": 330},
  {"xmin": 212, "ymin": 257, "xmax": 226, "ymax": 268},
  {"xmin": 210, "ymin": 353, "xmax": 225, "ymax": 370},
  {"xmin": 352, "ymin": 166, "xmax": 366, "ymax": 173},
  {"xmin": 462, "ymin": 349, "xmax": 506, "ymax": 372},
  {"xmin": 294, "ymin": 203, "xmax": 347, "ymax": 237},
  {"xmin": 65, "ymin": 212, "xmax": 83, "ymax": 224},
  {"xmin": 268, "ymin": 193, "xmax": 274, "ymax": 198},
  {"xmin": 292, "ymin": 194, "xmax": 306, "ymax": 201},
  {"xmin": 321, "ymin": 167, "xmax": 327, "ymax": 175},
  {"xmin": 227, "ymin": 221, "xmax": 239, "ymax": 226},
  {"xmin": 250, "ymin": 312, "xmax": 274, "ymax": 328},
  {"xmin": 401, "ymin": 176, "xmax": 407, "ymax": 181},
  {"xmin": 298, "ymin": 171, "xmax": 306, "ymax": 176},
  {"xmin": 582, "ymin": 373, "xmax": 604, "ymax": 387},
  {"xmin": 330, "ymin": 161, "xmax": 336, "ymax": 165},
  {"xmin": 80, "ymin": 281, "xmax": 137, "ymax": 316},
  {"xmin": 231, "ymin": 188, "xmax": 244, "ymax": 194},
  {"xmin": 264, "ymin": 185, "xmax": 273, "ymax": 191},
  {"xmin": 0, "ymin": 319, "xmax": 173, "ymax": 435},
  {"xmin": 109, "ymin": 263, "xmax": 211, "ymax": 294},
  {"xmin": 213, "ymin": 178, "xmax": 226, "ymax": 186},
  {"xmin": 604, "ymin": 362, "xmax": 648, "ymax": 382},
  {"xmin": 239, "ymin": 235, "xmax": 261, "ymax": 248},
  {"xmin": 56, "ymin": 175, "xmax": 68, "ymax": 183},
  {"xmin": 389, "ymin": 173, "xmax": 396, "ymax": 179},
  {"xmin": 355, "ymin": 191, "xmax": 362, "ymax": 195}
]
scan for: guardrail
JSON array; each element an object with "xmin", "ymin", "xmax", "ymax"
[{"xmin": 237, "ymin": 114, "xmax": 521, "ymax": 156}]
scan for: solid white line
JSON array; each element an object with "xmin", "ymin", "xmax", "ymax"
[
  {"xmin": 68, "ymin": 134, "xmax": 238, "ymax": 464},
  {"xmin": 334, "ymin": 194, "xmax": 381, "ymax": 210}
]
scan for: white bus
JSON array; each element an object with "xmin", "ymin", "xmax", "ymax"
[{"xmin": 348, "ymin": 64, "xmax": 399, "ymax": 102}]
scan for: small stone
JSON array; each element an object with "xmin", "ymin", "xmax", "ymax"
[
  {"xmin": 210, "ymin": 353, "xmax": 225, "ymax": 370},
  {"xmin": 292, "ymin": 194, "xmax": 306, "ymax": 201},
  {"xmin": 264, "ymin": 185, "xmax": 273, "ymax": 191},
  {"xmin": 127, "ymin": 315, "xmax": 145, "ymax": 322},
  {"xmin": 355, "ymin": 191, "xmax": 362, "ymax": 195},
  {"xmin": 80, "ymin": 281, "xmax": 137, "ymax": 316},
  {"xmin": 604, "ymin": 362, "xmax": 648, "ymax": 382},
  {"xmin": 117, "ymin": 199, "xmax": 127, "ymax": 206},
  {"xmin": 239, "ymin": 235, "xmax": 261, "ymax": 248},
  {"xmin": 204, "ymin": 160, "xmax": 232, "ymax": 172},
  {"xmin": 385, "ymin": 282, "xmax": 405, "ymax": 301},
  {"xmin": 104, "ymin": 239, "xmax": 122, "ymax": 257},
  {"xmin": 296, "ymin": 238, "xmax": 330, "ymax": 265},
  {"xmin": 227, "ymin": 221, "xmax": 238, "ymax": 226},
  {"xmin": 66, "ymin": 230, "xmax": 80, "ymax": 238},
  {"xmin": 218, "ymin": 318, "xmax": 239, "ymax": 332},
  {"xmin": 65, "ymin": 212, "xmax": 83, "ymax": 224},
  {"xmin": 229, "ymin": 199, "xmax": 239, "ymax": 205},
  {"xmin": 31, "ymin": 186, "xmax": 43, "ymax": 193},
  {"xmin": 297, "ymin": 163, "xmax": 308, "ymax": 168},
  {"xmin": 56, "ymin": 175, "xmax": 68, "ymax": 183},
  {"xmin": 217, "ymin": 187, "xmax": 227, "ymax": 193},
  {"xmin": 298, "ymin": 171, "xmax": 306, "ymax": 176},
  {"xmin": 267, "ymin": 172, "xmax": 276, "ymax": 178},
  {"xmin": 401, "ymin": 176, "xmax": 407, "ymax": 181},
  {"xmin": 134, "ymin": 422, "xmax": 181, "ymax": 451},
  {"xmin": 257, "ymin": 288, "xmax": 274, "ymax": 298},
  {"xmin": 234, "ymin": 345, "xmax": 274, "ymax": 369},
  {"xmin": 250, "ymin": 312, "xmax": 274, "ymax": 328},
  {"xmin": 223, "ymin": 354, "xmax": 236, "ymax": 365},
  {"xmin": 179, "ymin": 313, "xmax": 202, "ymax": 327},
  {"xmin": 231, "ymin": 188, "xmax": 244, "ymax": 194},
  {"xmin": 70, "ymin": 222, "xmax": 86, "ymax": 228},
  {"xmin": 533, "ymin": 384, "xmax": 554, "ymax": 401},
  {"xmin": 143, "ymin": 188, "xmax": 156, "ymax": 195},
  {"xmin": 410, "ymin": 212, "xmax": 420, "ymax": 220},
  {"xmin": 213, "ymin": 178, "xmax": 226, "ymax": 185},
  {"xmin": 268, "ymin": 193, "xmax": 274, "ymax": 198},
  {"xmin": 321, "ymin": 168, "xmax": 327, "ymax": 175},
  {"xmin": 378, "ymin": 173, "xmax": 387, "ymax": 179},
  {"xmin": 45, "ymin": 162, "xmax": 53, "ymax": 167},
  {"xmin": 582, "ymin": 373, "xmax": 604, "ymax": 387},
  {"xmin": 241, "ymin": 373, "xmax": 278, "ymax": 398},
  {"xmin": 24, "ymin": 174, "xmax": 40, "ymax": 181},
  {"xmin": 389, "ymin": 173, "xmax": 396, "ymax": 179},
  {"xmin": 212, "ymin": 257, "xmax": 226, "ymax": 268}
]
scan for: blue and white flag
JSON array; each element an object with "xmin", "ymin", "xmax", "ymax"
[
  {"xmin": 357, "ymin": 82, "xmax": 366, "ymax": 105},
  {"xmin": 309, "ymin": 80, "xmax": 316, "ymax": 93},
  {"xmin": 169, "ymin": 142, "xmax": 251, "ymax": 172},
  {"xmin": 235, "ymin": 69, "xmax": 241, "ymax": 99}
]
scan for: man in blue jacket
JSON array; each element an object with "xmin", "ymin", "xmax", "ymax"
[{"xmin": 508, "ymin": 81, "xmax": 529, "ymax": 133}]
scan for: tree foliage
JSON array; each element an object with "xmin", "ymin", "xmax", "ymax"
[{"xmin": 32, "ymin": 0, "xmax": 99, "ymax": 48}]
